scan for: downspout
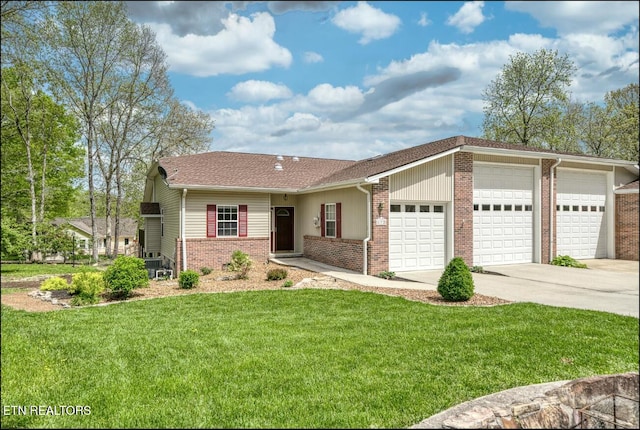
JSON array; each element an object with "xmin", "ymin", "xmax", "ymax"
[
  {"xmin": 182, "ymin": 189, "xmax": 187, "ymax": 271},
  {"xmin": 356, "ymin": 184, "xmax": 371, "ymax": 275},
  {"xmin": 549, "ymin": 158, "xmax": 561, "ymax": 262}
]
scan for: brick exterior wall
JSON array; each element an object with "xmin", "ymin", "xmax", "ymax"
[
  {"xmin": 175, "ymin": 237, "xmax": 269, "ymax": 275},
  {"xmin": 368, "ymin": 177, "xmax": 389, "ymax": 275},
  {"xmin": 454, "ymin": 152, "xmax": 474, "ymax": 266},
  {"xmin": 615, "ymin": 193, "xmax": 639, "ymax": 261},
  {"xmin": 541, "ymin": 159, "xmax": 557, "ymax": 263},
  {"xmin": 303, "ymin": 235, "xmax": 364, "ymax": 273}
]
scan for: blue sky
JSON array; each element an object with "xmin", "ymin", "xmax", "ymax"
[{"xmin": 126, "ymin": 1, "xmax": 639, "ymax": 160}]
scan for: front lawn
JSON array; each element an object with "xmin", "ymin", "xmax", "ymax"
[
  {"xmin": 1, "ymin": 263, "xmax": 100, "ymax": 280},
  {"xmin": 1, "ymin": 290, "xmax": 638, "ymax": 428}
]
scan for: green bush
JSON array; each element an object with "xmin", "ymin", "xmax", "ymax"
[
  {"xmin": 227, "ymin": 250, "xmax": 252, "ymax": 279},
  {"xmin": 69, "ymin": 272, "xmax": 105, "ymax": 305},
  {"xmin": 282, "ymin": 280, "xmax": 294, "ymax": 288},
  {"xmin": 200, "ymin": 267, "xmax": 212, "ymax": 276},
  {"xmin": 437, "ymin": 257, "xmax": 475, "ymax": 302},
  {"xmin": 179, "ymin": 270, "xmax": 199, "ymax": 289},
  {"xmin": 266, "ymin": 268, "xmax": 288, "ymax": 281},
  {"xmin": 377, "ymin": 271, "xmax": 396, "ymax": 280},
  {"xmin": 551, "ymin": 255, "xmax": 587, "ymax": 269},
  {"xmin": 104, "ymin": 256, "xmax": 149, "ymax": 298},
  {"xmin": 40, "ymin": 276, "xmax": 69, "ymax": 291}
]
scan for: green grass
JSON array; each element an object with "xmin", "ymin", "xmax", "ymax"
[
  {"xmin": 0, "ymin": 263, "xmax": 99, "ymax": 280},
  {"xmin": 1, "ymin": 290, "xmax": 638, "ymax": 428}
]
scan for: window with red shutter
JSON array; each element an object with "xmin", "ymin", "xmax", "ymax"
[
  {"xmin": 206, "ymin": 205, "xmax": 216, "ymax": 237},
  {"xmin": 239, "ymin": 205, "xmax": 248, "ymax": 237}
]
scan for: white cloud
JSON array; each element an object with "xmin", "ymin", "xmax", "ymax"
[
  {"xmin": 446, "ymin": 1, "xmax": 486, "ymax": 34},
  {"xmin": 418, "ymin": 12, "xmax": 431, "ymax": 27},
  {"xmin": 150, "ymin": 12, "xmax": 292, "ymax": 77},
  {"xmin": 227, "ymin": 80, "xmax": 293, "ymax": 103},
  {"xmin": 331, "ymin": 1, "xmax": 401, "ymax": 45},
  {"xmin": 307, "ymin": 84, "xmax": 365, "ymax": 108},
  {"xmin": 506, "ymin": 1, "xmax": 639, "ymax": 35},
  {"xmin": 303, "ymin": 51, "xmax": 324, "ymax": 63}
]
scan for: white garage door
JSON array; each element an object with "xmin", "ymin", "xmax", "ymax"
[
  {"xmin": 389, "ymin": 203, "xmax": 445, "ymax": 271},
  {"xmin": 473, "ymin": 164, "xmax": 534, "ymax": 266},
  {"xmin": 556, "ymin": 170, "xmax": 607, "ymax": 259}
]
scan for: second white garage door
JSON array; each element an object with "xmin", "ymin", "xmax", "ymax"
[
  {"xmin": 473, "ymin": 164, "xmax": 534, "ymax": 266},
  {"xmin": 389, "ymin": 203, "xmax": 445, "ymax": 271},
  {"xmin": 556, "ymin": 170, "xmax": 608, "ymax": 259}
]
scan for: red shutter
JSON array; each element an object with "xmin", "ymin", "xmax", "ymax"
[
  {"xmin": 320, "ymin": 204, "xmax": 325, "ymax": 237},
  {"xmin": 239, "ymin": 205, "xmax": 248, "ymax": 237},
  {"xmin": 336, "ymin": 202, "xmax": 342, "ymax": 239},
  {"xmin": 207, "ymin": 205, "xmax": 216, "ymax": 237}
]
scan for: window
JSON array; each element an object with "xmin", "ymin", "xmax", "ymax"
[
  {"xmin": 390, "ymin": 205, "xmax": 401, "ymax": 213},
  {"xmin": 473, "ymin": 204, "xmax": 478, "ymax": 211},
  {"xmin": 482, "ymin": 204, "xmax": 490, "ymax": 211},
  {"xmin": 404, "ymin": 204, "xmax": 416, "ymax": 212},
  {"xmin": 572, "ymin": 205, "xmax": 579, "ymax": 212},
  {"xmin": 504, "ymin": 204, "xmax": 512, "ymax": 211},
  {"xmin": 420, "ymin": 205, "xmax": 430, "ymax": 213},
  {"xmin": 325, "ymin": 203, "xmax": 336, "ymax": 237},
  {"xmin": 525, "ymin": 205, "xmax": 533, "ymax": 211},
  {"xmin": 125, "ymin": 238, "xmax": 129, "ymax": 246},
  {"xmin": 321, "ymin": 203, "xmax": 341, "ymax": 238},
  {"xmin": 433, "ymin": 205, "xmax": 444, "ymax": 213},
  {"xmin": 207, "ymin": 204, "xmax": 248, "ymax": 238},
  {"xmin": 218, "ymin": 205, "xmax": 238, "ymax": 237},
  {"xmin": 493, "ymin": 204, "xmax": 502, "ymax": 211}
]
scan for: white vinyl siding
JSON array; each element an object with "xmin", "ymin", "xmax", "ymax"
[
  {"xmin": 155, "ymin": 175, "xmax": 181, "ymax": 263},
  {"xmin": 185, "ymin": 191, "xmax": 269, "ymax": 238},
  {"xmin": 145, "ymin": 218, "xmax": 161, "ymax": 256},
  {"xmin": 297, "ymin": 187, "xmax": 368, "ymax": 240},
  {"xmin": 390, "ymin": 155, "xmax": 452, "ymax": 201}
]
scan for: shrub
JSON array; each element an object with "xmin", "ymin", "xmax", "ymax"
[
  {"xmin": 551, "ymin": 255, "xmax": 587, "ymax": 269},
  {"xmin": 200, "ymin": 267, "xmax": 212, "ymax": 276},
  {"xmin": 437, "ymin": 257, "xmax": 475, "ymax": 302},
  {"xmin": 282, "ymin": 280, "xmax": 294, "ymax": 288},
  {"xmin": 40, "ymin": 276, "xmax": 69, "ymax": 291},
  {"xmin": 104, "ymin": 255, "xmax": 149, "ymax": 298},
  {"xmin": 227, "ymin": 250, "xmax": 252, "ymax": 279},
  {"xmin": 69, "ymin": 272, "xmax": 105, "ymax": 306},
  {"xmin": 377, "ymin": 271, "xmax": 396, "ymax": 280},
  {"xmin": 179, "ymin": 270, "xmax": 199, "ymax": 289},
  {"xmin": 266, "ymin": 268, "xmax": 288, "ymax": 281}
]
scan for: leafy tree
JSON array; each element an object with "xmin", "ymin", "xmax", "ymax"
[
  {"xmin": 604, "ymin": 83, "xmax": 639, "ymax": 162},
  {"xmin": 482, "ymin": 48, "xmax": 577, "ymax": 148},
  {"xmin": 41, "ymin": 1, "xmax": 133, "ymax": 262}
]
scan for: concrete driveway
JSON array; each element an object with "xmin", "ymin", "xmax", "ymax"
[{"xmin": 400, "ymin": 259, "xmax": 639, "ymax": 318}]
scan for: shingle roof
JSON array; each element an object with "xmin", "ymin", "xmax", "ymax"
[
  {"xmin": 306, "ymin": 135, "xmax": 597, "ymax": 187},
  {"xmin": 158, "ymin": 152, "xmax": 356, "ymax": 190},
  {"xmin": 52, "ymin": 217, "xmax": 138, "ymax": 238},
  {"xmin": 156, "ymin": 135, "xmax": 633, "ymax": 191}
]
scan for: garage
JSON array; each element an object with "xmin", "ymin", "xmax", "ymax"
[
  {"xmin": 389, "ymin": 202, "xmax": 445, "ymax": 271},
  {"xmin": 473, "ymin": 164, "xmax": 534, "ymax": 266},
  {"xmin": 556, "ymin": 169, "xmax": 608, "ymax": 259}
]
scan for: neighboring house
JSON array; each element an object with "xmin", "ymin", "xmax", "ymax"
[
  {"xmin": 52, "ymin": 217, "xmax": 139, "ymax": 257},
  {"xmin": 139, "ymin": 135, "xmax": 639, "ymax": 276}
]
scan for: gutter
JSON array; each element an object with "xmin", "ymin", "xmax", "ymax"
[
  {"xmin": 182, "ymin": 189, "xmax": 187, "ymax": 272},
  {"xmin": 356, "ymin": 184, "xmax": 371, "ymax": 275},
  {"xmin": 549, "ymin": 158, "xmax": 561, "ymax": 262}
]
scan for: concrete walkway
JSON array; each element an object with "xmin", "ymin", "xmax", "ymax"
[{"xmin": 272, "ymin": 257, "xmax": 639, "ymax": 318}]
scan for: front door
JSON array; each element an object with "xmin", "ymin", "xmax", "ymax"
[{"xmin": 275, "ymin": 207, "xmax": 294, "ymax": 251}]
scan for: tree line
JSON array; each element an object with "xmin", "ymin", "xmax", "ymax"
[
  {"xmin": 482, "ymin": 48, "xmax": 638, "ymax": 162},
  {"xmin": 1, "ymin": 1, "xmax": 214, "ymax": 261}
]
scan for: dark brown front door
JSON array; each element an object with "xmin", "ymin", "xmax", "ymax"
[{"xmin": 275, "ymin": 207, "xmax": 294, "ymax": 251}]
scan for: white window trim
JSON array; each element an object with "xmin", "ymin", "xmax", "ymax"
[
  {"xmin": 217, "ymin": 205, "xmax": 239, "ymax": 237},
  {"xmin": 325, "ymin": 203, "xmax": 336, "ymax": 238}
]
